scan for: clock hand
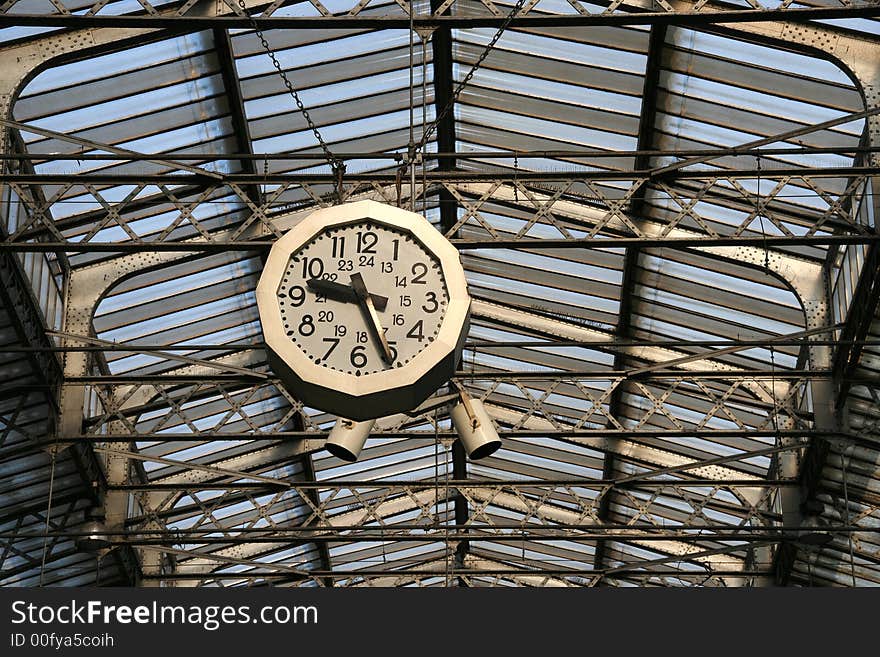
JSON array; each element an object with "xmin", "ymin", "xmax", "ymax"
[
  {"xmin": 350, "ymin": 272, "xmax": 395, "ymax": 365},
  {"xmin": 306, "ymin": 277, "xmax": 388, "ymax": 311}
]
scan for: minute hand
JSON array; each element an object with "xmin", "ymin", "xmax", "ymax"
[
  {"xmin": 350, "ymin": 273, "xmax": 394, "ymax": 365},
  {"xmin": 306, "ymin": 278, "xmax": 388, "ymax": 311}
]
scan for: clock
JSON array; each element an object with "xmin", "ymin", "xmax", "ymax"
[{"xmin": 256, "ymin": 200, "xmax": 470, "ymax": 421}]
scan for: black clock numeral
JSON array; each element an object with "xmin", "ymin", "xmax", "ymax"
[
  {"xmin": 338, "ymin": 259, "xmax": 354, "ymax": 271},
  {"xmin": 422, "ymin": 291, "xmax": 439, "ymax": 313},
  {"xmin": 391, "ymin": 238, "xmax": 400, "ymax": 261},
  {"xmin": 411, "ymin": 262, "xmax": 428, "ymax": 285},
  {"xmin": 399, "ymin": 295, "xmax": 411, "ymax": 307},
  {"xmin": 317, "ymin": 310, "xmax": 334, "ymax": 323},
  {"xmin": 301, "ymin": 257, "xmax": 325, "ymax": 279},
  {"xmin": 286, "ymin": 285, "xmax": 306, "ymax": 307},
  {"xmin": 298, "ymin": 315, "xmax": 315, "ymax": 337},
  {"xmin": 381, "ymin": 261, "xmax": 393, "ymax": 273},
  {"xmin": 395, "ymin": 276, "xmax": 407, "ymax": 288},
  {"xmin": 356, "ymin": 331, "xmax": 368, "ymax": 344},
  {"xmin": 357, "ymin": 230, "xmax": 378, "ymax": 254},
  {"xmin": 359, "ymin": 255, "xmax": 375, "ymax": 267},
  {"xmin": 406, "ymin": 320, "xmax": 425, "ymax": 341},
  {"xmin": 334, "ymin": 325, "xmax": 347, "ymax": 337},
  {"xmin": 331, "ymin": 235, "xmax": 346, "ymax": 258},
  {"xmin": 321, "ymin": 337, "xmax": 340, "ymax": 360},
  {"xmin": 393, "ymin": 313, "xmax": 405, "ymax": 326},
  {"xmin": 388, "ymin": 340, "xmax": 398, "ymax": 363},
  {"xmin": 350, "ymin": 345, "xmax": 368, "ymax": 369}
]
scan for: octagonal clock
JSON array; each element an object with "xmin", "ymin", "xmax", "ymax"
[{"xmin": 256, "ymin": 200, "xmax": 470, "ymax": 421}]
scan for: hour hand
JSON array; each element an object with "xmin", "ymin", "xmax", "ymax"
[
  {"xmin": 350, "ymin": 273, "xmax": 395, "ymax": 365},
  {"xmin": 306, "ymin": 278, "xmax": 388, "ymax": 311}
]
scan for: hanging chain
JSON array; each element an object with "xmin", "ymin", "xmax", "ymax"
[
  {"xmin": 235, "ymin": 0, "xmax": 345, "ymax": 201},
  {"xmin": 513, "ymin": 150, "xmax": 519, "ymax": 203},
  {"xmin": 417, "ymin": 0, "xmax": 529, "ymax": 153}
]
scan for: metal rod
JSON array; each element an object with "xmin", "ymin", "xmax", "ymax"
[
  {"xmin": 2, "ymin": 145, "xmax": 879, "ymax": 162},
  {"xmin": 40, "ymin": 429, "xmax": 854, "ymax": 442},
  {"xmin": 1, "ymin": 166, "xmax": 875, "ymax": 184},
  {"xmin": 19, "ymin": 368, "xmax": 837, "ymax": 383},
  {"xmin": 0, "ymin": 338, "xmax": 873, "ymax": 354},
  {"xmin": 0, "ymin": 118, "xmax": 222, "ymax": 180},
  {"xmin": 8, "ymin": 524, "xmax": 870, "ymax": 539},
  {"xmin": 4, "ymin": 337, "xmax": 879, "ymax": 354},
  {"xmin": 105, "ymin": 478, "xmax": 795, "ymax": 490},
  {"xmin": 143, "ymin": 569, "xmax": 768, "ymax": 580}
]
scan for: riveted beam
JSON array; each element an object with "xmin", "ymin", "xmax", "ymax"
[
  {"xmin": 593, "ymin": 24, "xmax": 667, "ymax": 578},
  {"xmin": 430, "ymin": 0, "xmax": 458, "ymax": 233}
]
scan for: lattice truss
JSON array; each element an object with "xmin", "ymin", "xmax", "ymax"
[
  {"xmin": 0, "ymin": 0, "xmax": 879, "ymax": 587},
  {"xmin": 0, "ymin": 0, "xmax": 876, "ymax": 18}
]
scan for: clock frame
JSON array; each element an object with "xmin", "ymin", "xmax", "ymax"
[{"xmin": 256, "ymin": 200, "xmax": 470, "ymax": 420}]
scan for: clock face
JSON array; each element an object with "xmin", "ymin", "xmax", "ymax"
[{"xmin": 276, "ymin": 221, "xmax": 450, "ymax": 376}]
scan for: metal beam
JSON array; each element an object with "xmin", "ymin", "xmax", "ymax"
[
  {"xmin": 834, "ymin": 247, "xmax": 880, "ymax": 404},
  {"xmin": 107, "ymin": 478, "xmax": 796, "ymax": 491},
  {"xmin": 1, "ymin": 166, "xmax": 875, "ymax": 184},
  {"xmin": 1, "ymin": 336, "xmax": 877, "ymax": 354},
  {"xmin": 451, "ymin": 439, "xmax": 469, "ymax": 586},
  {"xmin": 594, "ymin": 24, "xmax": 667, "ymax": 578},
  {"xmin": 4, "ymin": 145, "xmax": 879, "ymax": 163},
  {"xmin": 43, "ymin": 429, "xmax": 854, "ymax": 442},
  {"xmin": 144, "ymin": 569, "xmax": 767, "ymax": 582},
  {"xmin": 2, "ymin": 234, "xmax": 879, "ymax": 253},
  {"xmin": 1, "ymin": 6, "xmax": 879, "ymax": 29},
  {"xmin": 300, "ymin": 451, "xmax": 334, "ymax": 587},
  {"xmin": 212, "ymin": 27, "xmax": 263, "ymax": 207},
  {"xmin": 430, "ymin": 0, "xmax": 458, "ymax": 233},
  {"xmin": 8, "ymin": 530, "xmax": 840, "ymax": 544}
]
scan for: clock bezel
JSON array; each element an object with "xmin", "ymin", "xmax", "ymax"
[{"xmin": 256, "ymin": 200, "xmax": 470, "ymax": 406}]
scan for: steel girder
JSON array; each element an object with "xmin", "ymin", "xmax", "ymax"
[
  {"xmin": 0, "ymin": 172, "xmax": 874, "ymax": 252},
  {"xmin": 0, "ymin": 1, "xmax": 878, "ymax": 29}
]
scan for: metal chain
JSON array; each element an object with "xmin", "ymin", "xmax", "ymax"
[
  {"xmin": 235, "ymin": 0, "xmax": 344, "ymax": 197},
  {"xmin": 513, "ymin": 150, "xmax": 519, "ymax": 203},
  {"xmin": 418, "ymin": 0, "xmax": 530, "ymax": 152}
]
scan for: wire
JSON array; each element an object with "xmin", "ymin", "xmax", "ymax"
[{"xmin": 39, "ymin": 450, "xmax": 57, "ymax": 587}]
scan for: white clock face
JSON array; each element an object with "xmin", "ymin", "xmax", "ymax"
[{"xmin": 276, "ymin": 221, "xmax": 449, "ymax": 376}]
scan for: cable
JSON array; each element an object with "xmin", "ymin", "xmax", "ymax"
[{"xmin": 39, "ymin": 450, "xmax": 57, "ymax": 587}]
